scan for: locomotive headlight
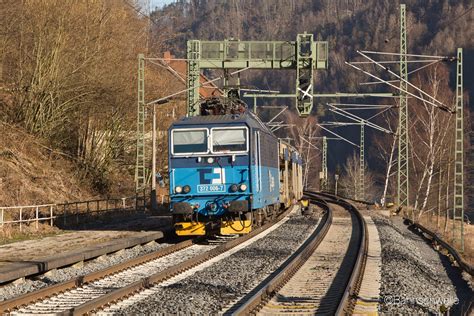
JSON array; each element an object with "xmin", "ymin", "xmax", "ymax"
[
  {"xmin": 175, "ymin": 186, "xmax": 183, "ymax": 194},
  {"xmin": 183, "ymin": 185, "xmax": 191, "ymax": 193},
  {"xmin": 239, "ymin": 184, "xmax": 247, "ymax": 191},
  {"xmin": 230, "ymin": 184, "xmax": 238, "ymax": 192},
  {"xmin": 207, "ymin": 157, "xmax": 214, "ymax": 164}
]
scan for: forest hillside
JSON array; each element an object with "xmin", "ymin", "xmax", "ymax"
[{"xmin": 0, "ymin": 1, "xmax": 472, "ymax": 213}]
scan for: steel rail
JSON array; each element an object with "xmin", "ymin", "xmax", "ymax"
[
  {"xmin": 231, "ymin": 197, "xmax": 333, "ymax": 315},
  {"xmin": 0, "ymin": 239, "xmax": 196, "ymax": 314},
  {"xmin": 325, "ymin": 193, "xmax": 369, "ymax": 315},
  {"xmin": 230, "ymin": 191, "xmax": 368, "ymax": 315},
  {"xmin": 307, "ymin": 191, "xmax": 369, "ymax": 314},
  {"xmin": 319, "ymin": 190, "xmax": 375, "ymax": 205},
  {"xmin": 60, "ymin": 206, "xmax": 295, "ymax": 315},
  {"xmin": 404, "ymin": 218, "xmax": 473, "ymax": 277}
]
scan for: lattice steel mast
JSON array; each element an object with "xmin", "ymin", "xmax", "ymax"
[
  {"xmin": 321, "ymin": 136, "xmax": 328, "ymax": 191},
  {"xmin": 187, "ymin": 40, "xmax": 201, "ymax": 116},
  {"xmin": 135, "ymin": 54, "xmax": 146, "ymax": 192},
  {"xmin": 357, "ymin": 124, "xmax": 365, "ymax": 200},
  {"xmin": 453, "ymin": 47, "xmax": 464, "ymax": 251},
  {"xmin": 398, "ymin": 4, "xmax": 409, "ymax": 207}
]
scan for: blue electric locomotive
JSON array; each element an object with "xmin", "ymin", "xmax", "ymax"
[{"xmin": 168, "ymin": 111, "xmax": 303, "ymax": 236}]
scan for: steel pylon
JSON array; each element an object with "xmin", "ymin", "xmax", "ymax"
[
  {"xmin": 357, "ymin": 124, "xmax": 365, "ymax": 200},
  {"xmin": 135, "ymin": 54, "xmax": 146, "ymax": 192},
  {"xmin": 187, "ymin": 40, "xmax": 201, "ymax": 117},
  {"xmin": 453, "ymin": 48, "xmax": 464, "ymax": 251},
  {"xmin": 321, "ymin": 136, "xmax": 328, "ymax": 191},
  {"xmin": 397, "ymin": 4, "xmax": 409, "ymax": 207}
]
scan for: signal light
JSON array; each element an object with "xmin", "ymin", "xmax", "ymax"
[
  {"xmin": 207, "ymin": 157, "xmax": 214, "ymax": 163},
  {"xmin": 230, "ymin": 184, "xmax": 238, "ymax": 192},
  {"xmin": 183, "ymin": 185, "xmax": 191, "ymax": 193},
  {"xmin": 175, "ymin": 186, "xmax": 183, "ymax": 194},
  {"xmin": 239, "ymin": 184, "xmax": 247, "ymax": 191}
]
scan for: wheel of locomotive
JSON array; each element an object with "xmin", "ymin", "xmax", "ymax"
[
  {"xmin": 251, "ymin": 209, "xmax": 258, "ymax": 227},
  {"xmin": 258, "ymin": 208, "xmax": 265, "ymax": 226},
  {"xmin": 268, "ymin": 204, "xmax": 275, "ymax": 220}
]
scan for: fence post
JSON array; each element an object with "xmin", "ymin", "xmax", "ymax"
[
  {"xmin": 143, "ymin": 190, "xmax": 146, "ymax": 210},
  {"xmin": 19, "ymin": 208, "xmax": 22, "ymax": 232},
  {"xmin": 161, "ymin": 195, "xmax": 164, "ymax": 204},
  {"xmin": 122, "ymin": 198, "xmax": 126, "ymax": 209},
  {"xmin": 1, "ymin": 208, "xmax": 4, "ymax": 228},
  {"xmin": 50, "ymin": 205, "xmax": 53, "ymax": 226},
  {"xmin": 96, "ymin": 200, "xmax": 100, "ymax": 212},
  {"xmin": 106, "ymin": 199, "xmax": 109, "ymax": 211},
  {"xmin": 36, "ymin": 206, "xmax": 39, "ymax": 230}
]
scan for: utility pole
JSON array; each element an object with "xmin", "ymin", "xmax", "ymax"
[
  {"xmin": 135, "ymin": 54, "xmax": 146, "ymax": 192},
  {"xmin": 453, "ymin": 47, "xmax": 464, "ymax": 251},
  {"xmin": 398, "ymin": 3, "xmax": 409, "ymax": 208}
]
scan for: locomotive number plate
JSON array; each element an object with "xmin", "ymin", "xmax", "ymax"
[{"xmin": 197, "ymin": 184, "xmax": 226, "ymax": 193}]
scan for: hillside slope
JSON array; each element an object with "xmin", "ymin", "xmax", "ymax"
[{"xmin": 0, "ymin": 122, "xmax": 98, "ymax": 206}]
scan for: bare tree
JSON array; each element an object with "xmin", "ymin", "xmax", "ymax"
[
  {"xmin": 339, "ymin": 152, "xmax": 376, "ymax": 200},
  {"xmin": 408, "ymin": 65, "xmax": 454, "ymax": 219},
  {"xmin": 2, "ymin": 1, "xmax": 147, "ymax": 192},
  {"xmin": 284, "ymin": 111, "xmax": 321, "ymax": 190}
]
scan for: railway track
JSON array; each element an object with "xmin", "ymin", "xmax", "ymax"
[
  {"xmin": 0, "ymin": 205, "xmax": 298, "ymax": 315},
  {"xmin": 1, "ymin": 194, "xmax": 370, "ymax": 315},
  {"xmin": 229, "ymin": 192, "xmax": 368, "ymax": 315}
]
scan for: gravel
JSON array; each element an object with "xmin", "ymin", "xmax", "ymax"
[
  {"xmin": 14, "ymin": 244, "xmax": 215, "ymax": 314},
  {"xmin": 0, "ymin": 241, "xmax": 170, "ymax": 302},
  {"xmin": 116, "ymin": 208, "xmax": 322, "ymax": 314},
  {"xmin": 373, "ymin": 215, "xmax": 467, "ymax": 314}
]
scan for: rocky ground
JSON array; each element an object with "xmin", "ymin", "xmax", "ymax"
[
  {"xmin": 374, "ymin": 215, "xmax": 473, "ymax": 314},
  {"xmin": 0, "ymin": 240, "xmax": 171, "ymax": 302},
  {"xmin": 0, "ymin": 211, "xmax": 172, "ymax": 302},
  {"xmin": 117, "ymin": 207, "xmax": 324, "ymax": 314}
]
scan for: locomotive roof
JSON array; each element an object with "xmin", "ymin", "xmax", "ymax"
[{"xmin": 171, "ymin": 112, "xmax": 271, "ymax": 132}]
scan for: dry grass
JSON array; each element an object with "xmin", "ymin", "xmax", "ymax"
[
  {"xmin": 418, "ymin": 213, "xmax": 474, "ymax": 266},
  {"xmin": 0, "ymin": 122, "xmax": 99, "ymax": 206},
  {"xmin": 0, "ymin": 222, "xmax": 63, "ymax": 245}
]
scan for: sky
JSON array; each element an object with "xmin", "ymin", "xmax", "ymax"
[{"xmin": 150, "ymin": 0, "xmax": 175, "ymax": 10}]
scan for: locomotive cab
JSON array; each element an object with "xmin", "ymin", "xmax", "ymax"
[
  {"xmin": 169, "ymin": 115, "xmax": 253, "ymax": 235},
  {"xmin": 168, "ymin": 113, "xmax": 282, "ymax": 236}
]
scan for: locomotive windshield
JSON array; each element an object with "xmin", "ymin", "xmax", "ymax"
[
  {"xmin": 211, "ymin": 127, "xmax": 247, "ymax": 153},
  {"xmin": 172, "ymin": 129, "xmax": 208, "ymax": 154}
]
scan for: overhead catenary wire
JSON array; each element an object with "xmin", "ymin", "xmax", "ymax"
[
  {"xmin": 327, "ymin": 104, "xmax": 393, "ymax": 134},
  {"xmin": 367, "ymin": 107, "xmax": 393, "ymax": 121},
  {"xmin": 345, "ymin": 61, "xmax": 454, "ymax": 113},
  {"xmin": 317, "ymin": 124, "xmax": 359, "ymax": 148},
  {"xmin": 328, "ymin": 107, "xmax": 392, "ymax": 134},
  {"xmin": 350, "ymin": 59, "xmax": 441, "ymax": 64},
  {"xmin": 359, "ymin": 50, "xmax": 451, "ymax": 59},
  {"xmin": 356, "ymin": 50, "xmax": 452, "ymax": 112},
  {"xmin": 146, "ymin": 62, "xmax": 267, "ymax": 105},
  {"xmin": 359, "ymin": 59, "xmax": 442, "ymax": 86},
  {"xmin": 299, "ymin": 136, "xmax": 320, "ymax": 151}
]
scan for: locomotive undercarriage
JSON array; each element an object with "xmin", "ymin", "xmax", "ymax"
[{"xmin": 173, "ymin": 203, "xmax": 282, "ymax": 236}]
